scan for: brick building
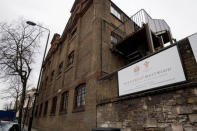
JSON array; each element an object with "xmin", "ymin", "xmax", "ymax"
[
  {"xmin": 33, "ymin": 0, "xmax": 135, "ymax": 130},
  {"xmin": 32, "ymin": 0, "xmax": 197, "ymax": 131}
]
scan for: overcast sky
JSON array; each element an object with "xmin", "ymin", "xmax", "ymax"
[{"xmin": 0, "ymin": 0, "xmax": 197, "ymax": 109}]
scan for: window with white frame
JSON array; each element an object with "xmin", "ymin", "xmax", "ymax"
[{"xmin": 110, "ymin": 5, "xmax": 121, "ymax": 20}]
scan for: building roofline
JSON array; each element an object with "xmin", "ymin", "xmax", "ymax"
[
  {"xmin": 60, "ymin": 0, "xmax": 93, "ymax": 43},
  {"xmin": 60, "ymin": 0, "xmax": 132, "ymax": 44}
]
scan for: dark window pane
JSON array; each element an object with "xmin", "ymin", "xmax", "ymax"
[
  {"xmin": 58, "ymin": 62, "xmax": 63, "ymax": 74},
  {"xmin": 75, "ymin": 84, "xmax": 86, "ymax": 108},
  {"xmin": 51, "ymin": 71, "xmax": 54, "ymax": 81},
  {"xmin": 60, "ymin": 91, "xmax": 69, "ymax": 113},
  {"xmin": 67, "ymin": 51, "xmax": 74, "ymax": 67},
  {"xmin": 111, "ymin": 32, "xmax": 122, "ymax": 45},
  {"xmin": 35, "ymin": 105, "xmax": 39, "ymax": 117},
  {"xmin": 43, "ymin": 101, "xmax": 48, "ymax": 117},
  {"xmin": 45, "ymin": 76, "xmax": 48, "ymax": 89},
  {"xmin": 51, "ymin": 96, "xmax": 57, "ymax": 115},
  {"xmin": 71, "ymin": 28, "xmax": 77, "ymax": 37},
  {"xmin": 39, "ymin": 104, "xmax": 43, "ymax": 117}
]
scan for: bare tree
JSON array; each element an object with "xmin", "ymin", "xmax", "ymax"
[
  {"xmin": 3, "ymin": 102, "xmax": 13, "ymax": 111},
  {"xmin": 0, "ymin": 19, "xmax": 43, "ymax": 130},
  {"xmin": 0, "ymin": 76, "xmax": 23, "ymax": 114}
]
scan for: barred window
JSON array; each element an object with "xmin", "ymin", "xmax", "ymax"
[
  {"xmin": 51, "ymin": 96, "xmax": 57, "ymax": 115},
  {"xmin": 75, "ymin": 84, "xmax": 86, "ymax": 108},
  {"xmin": 67, "ymin": 51, "xmax": 74, "ymax": 67},
  {"xmin": 60, "ymin": 91, "xmax": 69, "ymax": 113},
  {"xmin": 43, "ymin": 101, "xmax": 48, "ymax": 117}
]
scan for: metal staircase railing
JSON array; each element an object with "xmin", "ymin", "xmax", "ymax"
[{"xmin": 131, "ymin": 9, "xmax": 171, "ymax": 34}]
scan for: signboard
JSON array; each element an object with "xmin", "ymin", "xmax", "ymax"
[
  {"xmin": 118, "ymin": 46, "xmax": 186, "ymax": 96},
  {"xmin": 188, "ymin": 33, "xmax": 197, "ymax": 62}
]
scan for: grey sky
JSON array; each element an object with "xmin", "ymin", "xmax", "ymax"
[{"xmin": 0, "ymin": 0, "xmax": 197, "ymax": 109}]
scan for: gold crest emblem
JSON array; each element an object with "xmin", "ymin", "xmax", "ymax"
[
  {"xmin": 134, "ymin": 66, "xmax": 140, "ymax": 72},
  {"xmin": 144, "ymin": 61, "xmax": 150, "ymax": 68}
]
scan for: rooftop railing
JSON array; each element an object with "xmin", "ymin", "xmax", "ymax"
[
  {"xmin": 131, "ymin": 9, "xmax": 170, "ymax": 34},
  {"xmin": 112, "ymin": 9, "xmax": 171, "ymax": 37}
]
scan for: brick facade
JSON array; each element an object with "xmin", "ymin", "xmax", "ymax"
[{"xmin": 33, "ymin": 0, "xmax": 135, "ymax": 131}]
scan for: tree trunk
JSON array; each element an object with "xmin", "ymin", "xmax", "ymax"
[{"xmin": 18, "ymin": 80, "xmax": 27, "ymax": 131}]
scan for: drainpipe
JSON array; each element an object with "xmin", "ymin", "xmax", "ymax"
[{"xmin": 100, "ymin": 19, "xmax": 103, "ymax": 74}]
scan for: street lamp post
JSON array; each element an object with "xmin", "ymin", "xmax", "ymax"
[{"xmin": 26, "ymin": 21, "xmax": 50, "ymax": 131}]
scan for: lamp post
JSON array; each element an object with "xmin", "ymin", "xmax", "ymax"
[{"xmin": 26, "ymin": 21, "xmax": 50, "ymax": 131}]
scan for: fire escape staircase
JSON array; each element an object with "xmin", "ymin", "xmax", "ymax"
[{"xmin": 112, "ymin": 9, "xmax": 173, "ymax": 63}]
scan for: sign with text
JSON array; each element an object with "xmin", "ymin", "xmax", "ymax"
[
  {"xmin": 188, "ymin": 33, "xmax": 197, "ymax": 62},
  {"xmin": 118, "ymin": 46, "xmax": 186, "ymax": 96}
]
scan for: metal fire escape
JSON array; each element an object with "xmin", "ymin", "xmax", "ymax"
[
  {"xmin": 112, "ymin": 9, "xmax": 174, "ymax": 63},
  {"xmin": 132, "ymin": 9, "xmax": 173, "ymax": 44}
]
